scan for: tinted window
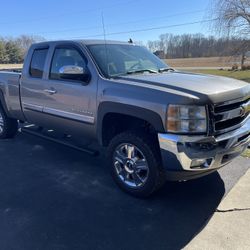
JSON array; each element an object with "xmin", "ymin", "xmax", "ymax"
[
  {"xmin": 50, "ymin": 48, "xmax": 87, "ymax": 81},
  {"xmin": 30, "ymin": 48, "xmax": 48, "ymax": 78}
]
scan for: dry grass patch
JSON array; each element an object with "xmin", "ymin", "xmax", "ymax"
[
  {"xmin": 0, "ymin": 64, "xmax": 23, "ymax": 70},
  {"xmin": 187, "ymin": 69, "xmax": 250, "ymax": 83},
  {"xmin": 166, "ymin": 56, "xmax": 250, "ymax": 68}
]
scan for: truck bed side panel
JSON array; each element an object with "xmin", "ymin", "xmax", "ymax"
[{"xmin": 0, "ymin": 71, "xmax": 25, "ymax": 121}]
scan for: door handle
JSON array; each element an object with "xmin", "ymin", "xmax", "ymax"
[{"xmin": 44, "ymin": 89, "xmax": 57, "ymax": 95}]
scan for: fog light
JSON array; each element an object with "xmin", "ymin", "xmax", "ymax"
[{"xmin": 190, "ymin": 158, "xmax": 213, "ymax": 169}]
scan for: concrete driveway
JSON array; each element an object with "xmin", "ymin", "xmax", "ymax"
[{"xmin": 0, "ymin": 132, "xmax": 249, "ymax": 250}]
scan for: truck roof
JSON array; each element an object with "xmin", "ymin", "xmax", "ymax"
[{"xmin": 32, "ymin": 39, "xmax": 132, "ymax": 47}]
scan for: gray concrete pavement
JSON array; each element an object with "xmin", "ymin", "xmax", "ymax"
[
  {"xmin": 0, "ymin": 132, "xmax": 249, "ymax": 250},
  {"xmin": 185, "ymin": 169, "xmax": 250, "ymax": 250}
]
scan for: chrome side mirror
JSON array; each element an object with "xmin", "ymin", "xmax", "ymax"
[
  {"xmin": 59, "ymin": 65, "xmax": 85, "ymax": 75},
  {"xmin": 58, "ymin": 65, "xmax": 91, "ymax": 83}
]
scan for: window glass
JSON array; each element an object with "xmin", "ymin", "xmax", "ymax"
[
  {"xmin": 30, "ymin": 48, "xmax": 48, "ymax": 78},
  {"xmin": 87, "ymin": 44, "xmax": 168, "ymax": 78},
  {"xmin": 50, "ymin": 48, "xmax": 87, "ymax": 81}
]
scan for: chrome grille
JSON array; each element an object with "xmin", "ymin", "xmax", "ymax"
[{"xmin": 212, "ymin": 98, "xmax": 250, "ymax": 134}]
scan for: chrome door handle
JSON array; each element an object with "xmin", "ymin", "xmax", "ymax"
[{"xmin": 44, "ymin": 89, "xmax": 57, "ymax": 95}]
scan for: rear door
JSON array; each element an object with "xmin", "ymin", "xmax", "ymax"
[{"xmin": 20, "ymin": 46, "xmax": 50, "ymax": 125}]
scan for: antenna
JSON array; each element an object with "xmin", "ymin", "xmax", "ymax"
[{"xmin": 101, "ymin": 12, "xmax": 109, "ymax": 77}]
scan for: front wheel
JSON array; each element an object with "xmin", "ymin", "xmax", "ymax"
[
  {"xmin": 107, "ymin": 131, "xmax": 166, "ymax": 198},
  {"xmin": 0, "ymin": 106, "xmax": 18, "ymax": 139}
]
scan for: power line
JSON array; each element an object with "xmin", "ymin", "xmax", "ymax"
[
  {"xmin": 60, "ymin": 18, "xmax": 218, "ymax": 40},
  {"xmin": 0, "ymin": 0, "xmax": 139, "ymax": 25},
  {"xmin": 30, "ymin": 9, "xmax": 206, "ymax": 36}
]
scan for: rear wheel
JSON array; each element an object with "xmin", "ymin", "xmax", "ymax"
[
  {"xmin": 107, "ymin": 131, "xmax": 166, "ymax": 198},
  {"xmin": 0, "ymin": 106, "xmax": 18, "ymax": 139}
]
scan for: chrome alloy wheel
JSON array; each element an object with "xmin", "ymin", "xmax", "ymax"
[
  {"xmin": 113, "ymin": 143, "xmax": 149, "ymax": 188},
  {"xmin": 0, "ymin": 112, "xmax": 4, "ymax": 134}
]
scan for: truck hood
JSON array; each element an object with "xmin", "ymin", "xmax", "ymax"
[{"xmin": 117, "ymin": 71, "xmax": 250, "ymax": 104}]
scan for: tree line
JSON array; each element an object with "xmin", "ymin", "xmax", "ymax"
[
  {"xmin": 147, "ymin": 33, "xmax": 249, "ymax": 59},
  {"xmin": 0, "ymin": 33, "xmax": 249, "ymax": 64},
  {"xmin": 0, "ymin": 35, "xmax": 44, "ymax": 64}
]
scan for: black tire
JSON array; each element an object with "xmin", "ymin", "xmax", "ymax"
[
  {"xmin": 107, "ymin": 131, "xmax": 166, "ymax": 198},
  {"xmin": 0, "ymin": 105, "xmax": 18, "ymax": 139}
]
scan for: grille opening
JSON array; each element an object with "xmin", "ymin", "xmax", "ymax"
[
  {"xmin": 213, "ymin": 98, "xmax": 250, "ymax": 133},
  {"xmin": 215, "ymin": 116, "xmax": 247, "ymax": 131},
  {"xmin": 214, "ymin": 98, "xmax": 249, "ymax": 113}
]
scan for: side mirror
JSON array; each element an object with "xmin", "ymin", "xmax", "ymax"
[
  {"xmin": 59, "ymin": 65, "xmax": 91, "ymax": 83},
  {"xmin": 59, "ymin": 65, "xmax": 85, "ymax": 74}
]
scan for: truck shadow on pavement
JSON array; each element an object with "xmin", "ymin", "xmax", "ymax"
[{"xmin": 0, "ymin": 133, "xmax": 226, "ymax": 250}]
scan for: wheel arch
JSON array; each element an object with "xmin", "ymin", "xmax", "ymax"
[
  {"xmin": 0, "ymin": 89, "xmax": 11, "ymax": 117},
  {"xmin": 97, "ymin": 102, "xmax": 165, "ymax": 146}
]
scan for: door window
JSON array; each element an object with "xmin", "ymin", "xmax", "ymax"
[{"xmin": 50, "ymin": 48, "xmax": 87, "ymax": 82}]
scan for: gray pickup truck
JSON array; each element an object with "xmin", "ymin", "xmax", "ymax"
[{"xmin": 0, "ymin": 40, "xmax": 249, "ymax": 197}]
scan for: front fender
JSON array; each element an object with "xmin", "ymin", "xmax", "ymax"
[{"xmin": 97, "ymin": 101, "xmax": 165, "ymax": 145}]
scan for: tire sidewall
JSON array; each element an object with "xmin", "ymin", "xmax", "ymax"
[{"xmin": 0, "ymin": 107, "xmax": 7, "ymax": 139}]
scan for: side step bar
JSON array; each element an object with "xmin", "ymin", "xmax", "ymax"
[{"xmin": 21, "ymin": 127, "xmax": 99, "ymax": 156}]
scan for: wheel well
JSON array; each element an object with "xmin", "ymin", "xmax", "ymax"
[
  {"xmin": 101, "ymin": 113, "xmax": 158, "ymax": 147},
  {"xmin": 0, "ymin": 92, "xmax": 8, "ymax": 115}
]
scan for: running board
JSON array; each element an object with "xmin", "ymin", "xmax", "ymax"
[{"xmin": 21, "ymin": 127, "xmax": 99, "ymax": 156}]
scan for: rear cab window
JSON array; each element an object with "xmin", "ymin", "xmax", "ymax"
[{"xmin": 29, "ymin": 48, "xmax": 48, "ymax": 78}]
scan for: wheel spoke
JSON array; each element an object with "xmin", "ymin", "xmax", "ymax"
[
  {"xmin": 114, "ymin": 150, "xmax": 127, "ymax": 165},
  {"xmin": 131, "ymin": 172, "xmax": 143, "ymax": 186},
  {"xmin": 135, "ymin": 159, "xmax": 147, "ymax": 171},
  {"xmin": 126, "ymin": 145, "xmax": 135, "ymax": 159},
  {"xmin": 120, "ymin": 169, "xmax": 129, "ymax": 181}
]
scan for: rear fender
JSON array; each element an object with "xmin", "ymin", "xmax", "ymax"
[{"xmin": 0, "ymin": 89, "xmax": 11, "ymax": 117}]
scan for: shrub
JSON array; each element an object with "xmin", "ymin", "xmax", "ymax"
[
  {"xmin": 231, "ymin": 64, "xmax": 238, "ymax": 71},
  {"xmin": 241, "ymin": 65, "xmax": 250, "ymax": 71}
]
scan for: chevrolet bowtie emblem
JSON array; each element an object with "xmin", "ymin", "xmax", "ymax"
[{"xmin": 241, "ymin": 100, "xmax": 250, "ymax": 116}]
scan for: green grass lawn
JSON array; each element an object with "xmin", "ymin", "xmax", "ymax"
[
  {"xmin": 188, "ymin": 69, "xmax": 250, "ymax": 83},
  {"xmin": 242, "ymin": 148, "xmax": 250, "ymax": 158}
]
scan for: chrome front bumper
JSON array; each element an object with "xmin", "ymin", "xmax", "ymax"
[{"xmin": 158, "ymin": 117, "xmax": 250, "ymax": 181}]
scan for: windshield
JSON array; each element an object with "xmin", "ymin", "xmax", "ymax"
[{"xmin": 87, "ymin": 44, "xmax": 169, "ymax": 78}]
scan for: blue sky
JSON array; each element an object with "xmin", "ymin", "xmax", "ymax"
[{"xmin": 0, "ymin": 0, "xmax": 211, "ymax": 43}]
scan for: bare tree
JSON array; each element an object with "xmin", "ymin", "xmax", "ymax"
[
  {"xmin": 146, "ymin": 33, "xmax": 245, "ymax": 59},
  {"xmin": 15, "ymin": 35, "xmax": 45, "ymax": 60},
  {"xmin": 0, "ymin": 35, "xmax": 45, "ymax": 63},
  {"xmin": 210, "ymin": 0, "xmax": 250, "ymax": 68}
]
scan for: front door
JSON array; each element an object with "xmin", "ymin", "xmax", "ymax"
[{"xmin": 41, "ymin": 45, "xmax": 97, "ymax": 137}]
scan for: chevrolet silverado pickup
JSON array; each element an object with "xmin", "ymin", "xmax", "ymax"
[{"xmin": 0, "ymin": 40, "xmax": 249, "ymax": 197}]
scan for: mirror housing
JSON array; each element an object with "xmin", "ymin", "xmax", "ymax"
[
  {"xmin": 59, "ymin": 65, "xmax": 91, "ymax": 83},
  {"xmin": 59, "ymin": 65, "xmax": 84, "ymax": 74}
]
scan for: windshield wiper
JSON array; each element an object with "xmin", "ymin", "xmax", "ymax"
[
  {"xmin": 158, "ymin": 67, "xmax": 175, "ymax": 73},
  {"xmin": 126, "ymin": 69, "xmax": 158, "ymax": 75}
]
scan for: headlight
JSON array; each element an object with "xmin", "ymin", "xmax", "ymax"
[{"xmin": 167, "ymin": 105, "xmax": 207, "ymax": 133}]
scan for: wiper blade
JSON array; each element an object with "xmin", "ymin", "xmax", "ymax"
[
  {"xmin": 126, "ymin": 69, "xmax": 158, "ymax": 75},
  {"xmin": 158, "ymin": 67, "xmax": 175, "ymax": 73}
]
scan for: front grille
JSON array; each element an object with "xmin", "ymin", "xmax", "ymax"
[{"xmin": 212, "ymin": 98, "xmax": 250, "ymax": 134}]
